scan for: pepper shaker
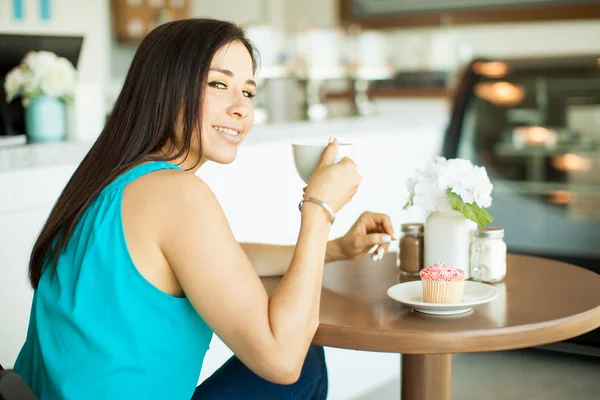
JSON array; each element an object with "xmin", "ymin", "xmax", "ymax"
[{"xmin": 396, "ymin": 223, "xmax": 424, "ymax": 276}]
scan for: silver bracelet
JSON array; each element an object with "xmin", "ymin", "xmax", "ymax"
[{"xmin": 298, "ymin": 197, "xmax": 335, "ymax": 224}]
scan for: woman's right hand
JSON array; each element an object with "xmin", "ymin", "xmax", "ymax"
[{"xmin": 304, "ymin": 138, "xmax": 362, "ymax": 213}]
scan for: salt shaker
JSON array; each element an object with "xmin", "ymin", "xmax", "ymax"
[
  {"xmin": 470, "ymin": 226, "xmax": 507, "ymax": 283},
  {"xmin": 396, "ymin": 223, "xmax": 424, "ymax": 275}
]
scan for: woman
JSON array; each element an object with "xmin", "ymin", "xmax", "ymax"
[{"xmin": 14, "ymin": 19, "xmax": 395, "ymax": 399}]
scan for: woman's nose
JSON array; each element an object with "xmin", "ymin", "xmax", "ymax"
[{"xmin": 227, "ymin": 95, "xmax": 250, "ymax": 119}]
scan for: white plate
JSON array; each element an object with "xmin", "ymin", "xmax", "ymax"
[{"xmin": 387, "ymin": 281, "xmax": 499, "ymax": 315}]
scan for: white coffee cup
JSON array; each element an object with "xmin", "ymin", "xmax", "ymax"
[{"xmin": 292, "ymin": 142, "xmax": 355, "ymax": 183}]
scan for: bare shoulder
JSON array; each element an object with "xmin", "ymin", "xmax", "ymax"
[
  {"xmin": 127, "ymin": 168, "xmax": 219, "ymax": 209},
  {"xmin": 124, "ymin": 168, "xmax": 228, "ymax": 236},
  {"xmin": 121, "ymin": 168, "xmax": 228, "ymax": 296}
]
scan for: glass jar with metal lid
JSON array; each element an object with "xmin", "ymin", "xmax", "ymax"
[
  {"xmin": 397, "ymin": 223, "xmax": 424, "ymax": 275},
  {"xmin": 470, "ymin": 226, "xmax": 507, "ymax": 283}
]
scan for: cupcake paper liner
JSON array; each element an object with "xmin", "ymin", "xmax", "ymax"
[{"xmin": 422, "ymin": 280, "xmax": 464, "ymax": 304}]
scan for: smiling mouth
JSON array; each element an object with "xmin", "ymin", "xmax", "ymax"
[{"xmin": 213, "ymin": 126, "xmax": 240, "ymax": 136}]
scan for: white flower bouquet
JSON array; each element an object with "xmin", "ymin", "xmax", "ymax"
[
  {"xmin": 404, "ymin": 157, "xmax": 494, "ymax": 228},
  {"xmin": 4, "ymin": 51, "xmax": 76, "ymax": 107}
]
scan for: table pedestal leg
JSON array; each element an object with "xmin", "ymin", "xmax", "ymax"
[{"xmin": 401, "ymin": 354, "xmax": 452, "ymax": 400}]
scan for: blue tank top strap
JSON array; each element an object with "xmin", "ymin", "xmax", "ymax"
[{"xmin": 102, "ymin": 161, "xmax": 182, "ymax": 195}]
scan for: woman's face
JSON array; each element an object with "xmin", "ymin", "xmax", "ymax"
[{"xmin": 199, "ymin": 40, "xmax": 255, "ymax": 165}]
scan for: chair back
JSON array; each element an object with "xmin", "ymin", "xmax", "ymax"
[{"xmin": 0, "ymin": 364, "xmax": 38, "ymax": 400}]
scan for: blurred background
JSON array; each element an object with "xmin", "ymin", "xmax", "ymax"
[{"xmin": 1, "ymin": 1, "xmax": 600, "ymax": 399}]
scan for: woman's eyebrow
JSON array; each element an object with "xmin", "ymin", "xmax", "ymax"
[{"xmin": 209, "ymin": 68, "xmax": 256, "ymax": 87}]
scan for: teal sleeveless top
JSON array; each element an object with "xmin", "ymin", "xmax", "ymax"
[{"xmin": 14, "ymin": 162, "xmax": 214, "ymax": 400}]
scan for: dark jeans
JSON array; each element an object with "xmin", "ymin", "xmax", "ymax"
[{"xmin": 192, "ymin": 345, "xmax": 328, "ymax": 400}]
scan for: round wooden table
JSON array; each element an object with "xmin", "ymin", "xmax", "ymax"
[{"xmin": 261, "ymin": 253, "xmax": 600, "ymax": 400}]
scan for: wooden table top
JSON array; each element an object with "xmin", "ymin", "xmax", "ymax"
[{"xmin": 261, "ymin": 253, "xmax": 600, "ymax": 354}]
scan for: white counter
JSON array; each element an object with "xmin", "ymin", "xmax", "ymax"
[
  {"xmin": 0, "ymin": 141, "xmax": 86, "ymax": 173},
  {"xmin": 0, "ymin": 100, "xmax": 448, "ymax": 172}
]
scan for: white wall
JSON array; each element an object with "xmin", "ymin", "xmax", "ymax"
[
  {"xmin": 191, "ymin": 0, "xmax": 264, "ymax": 24},
  {"xmin": 109, "ymin": 0, "xmax": 269, "ymax": 96},
  {"xmin": 283, "ymin": 0, "xmax": 338, "ymax": 30},
  {"xmin": 447, "ymin": 19, "xmax": 600, "ymax": 58},
  {"xmin": 0, "ymin": 0, "xmax": 111, "ymax": 86},
  {"xmin": 388, "ymin": 20, "xmax": 600, "ymax": 71}
]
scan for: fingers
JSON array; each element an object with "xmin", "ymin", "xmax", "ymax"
[
  {"xmin": 362, "ymin": 212, "xmax": 396, "ymax": 238},
  {"xmin": 318, "ymin": 137, "xmax": 339, "ymax": 167},
  {"xmin": 365, "ymin": 228, "xmax": 394, "ymax": 262},
  {"xmin": 371, "ymin": 244, "xmax": 390, "ymax": 262},
  {"xmin": 339, "ymin": 157, "xmax": 361, "ymax": 189},
  {"xmin": 365, "ymin": 232, "xmax": 393, "ymax": 247},
  {"xmin": 368, "ymin": 244, "xmax": 379, "ymax": 255},
  {"xmin": 380, "ymin": 214, "xmax": 396, "ymax": 237},
  {"xmin": 371, "ymin": 245, "xmax": 383, "ymax": 261}
]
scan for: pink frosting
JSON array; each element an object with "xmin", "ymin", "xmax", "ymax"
[{"xmin": 419, "ymin": 262, "xmax": 465, "ymax": 282}]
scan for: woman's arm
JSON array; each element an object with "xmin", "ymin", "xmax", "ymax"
[
  {"xmin": 240, "ymin": 239, "xmax": 345, "ymax": 277},
  {"xmin": 241, "ymin": 211, "xmax": 396, "ymax": 277},
  {"xmin": 158, "ymin": 174, "xmax": 337, "ymax": 384}
]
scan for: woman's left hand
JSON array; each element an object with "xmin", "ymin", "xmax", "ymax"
[{"xmin": 329, "ymin": 211, "xmax": 396, "ymax": 262}]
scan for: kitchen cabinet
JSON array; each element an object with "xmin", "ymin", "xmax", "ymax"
[
  {"xmin": 340, "ymin": 0, "xmax": 600, "ymax": 29},
  {"xmin": 0, "ymin": 165, "xmax": 77, "ymax": 366},
  {"xmin": 112, "ymin": 0, "xmax": 191, "ymax": 43},
  {"xmin": 0, "ymin": 209, "xmax": 45, "ymax": 365}
]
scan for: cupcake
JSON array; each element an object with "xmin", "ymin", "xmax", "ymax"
[{"xmin": 419, "ymin": 262, "xmax": 465, "ymax": 304}]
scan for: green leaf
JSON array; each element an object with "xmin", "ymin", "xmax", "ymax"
[
  {"xmin": 447, "ymin": 188, "xmax": 493, "ymax": 228},
  {"xmin": 402, "ymin": 197, "xmax": 413, "ymax": 210}
]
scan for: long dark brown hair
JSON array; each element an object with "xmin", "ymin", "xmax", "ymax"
[{"xmin": 28, "ymin": 18, "xmax": 257, "ymax": 289}]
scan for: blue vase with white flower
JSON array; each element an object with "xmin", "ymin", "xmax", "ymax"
[
  {"xmin": 403, "ymin": 157, "xmax": 494, "ymax": 278},
  {"xmin": 4, "ymin": 51, "xmax": 76, "ymax": 143}
]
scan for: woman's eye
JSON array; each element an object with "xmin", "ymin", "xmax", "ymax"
[
  {"xmin": 209, "ymin": 81, "xmax": 227, "ymax": 90},
  {"xmin": 209, "ymin": 81, "xmax": 254, "ymax": 98}
]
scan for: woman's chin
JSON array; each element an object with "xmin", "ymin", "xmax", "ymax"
[{"xmin": 205, "ymin": 150, "xmax": 237, "ymax": 165}]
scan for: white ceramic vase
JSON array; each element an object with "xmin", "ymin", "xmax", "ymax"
[{"xmin": 424, "ymin": 211, "xmax": 477, "ymax": 279}]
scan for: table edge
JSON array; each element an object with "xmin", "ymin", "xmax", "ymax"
[{"xmin": 312, "ymin": 304, "xmax": 600, "ymax": 354}]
